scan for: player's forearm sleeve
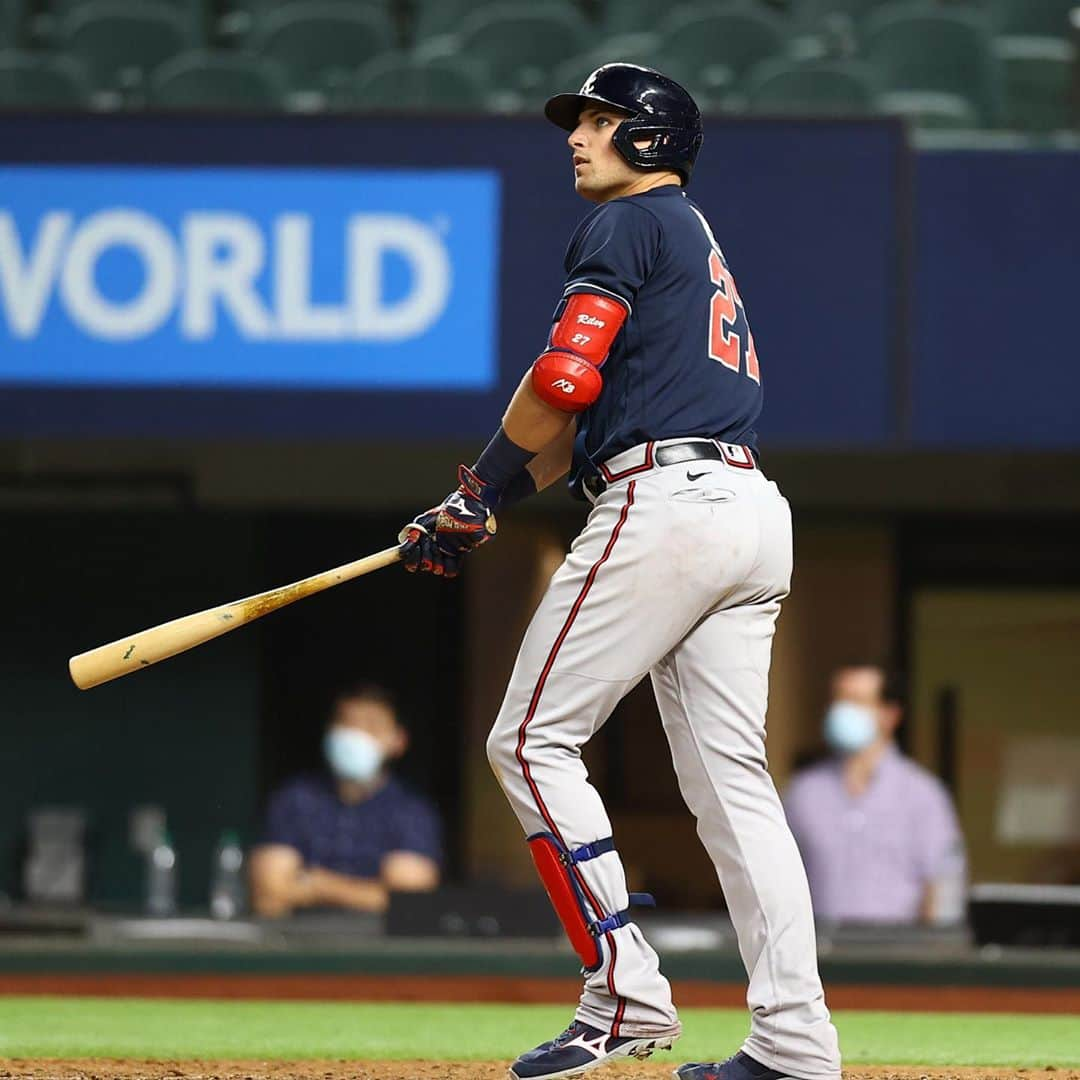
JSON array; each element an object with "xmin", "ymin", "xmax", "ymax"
[
  {"xmin": 500, "ymin": 469, "xmax": 539, "ymax": 508},
  {"xmin": 473, "ymin": 426, "xmax": 536, "ymax": 491}
]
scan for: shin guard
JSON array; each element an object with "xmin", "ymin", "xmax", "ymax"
[{"xmin": 528, "ymin": 832, "xmax": 654, "ymax": 971}]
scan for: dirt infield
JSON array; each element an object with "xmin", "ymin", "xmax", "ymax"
[
  {"xmin": 0, "ymin": 1061, "xmax": 1077, "ymax": 1080},
  {"xmin": 1, "ymin": 976, "xmax": 1077, "ymax": 1015}
]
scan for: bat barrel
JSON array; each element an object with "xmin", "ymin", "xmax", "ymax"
[{"xmin": 67, "ymin": 544, "xmax": 403, "ymax": 690}]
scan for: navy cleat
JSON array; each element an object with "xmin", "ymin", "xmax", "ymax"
[
  {"xmin": 675, "ymin": 1050, "xmax": 803, "ymax": 1080},
  {"xmin": 509, "ymin": 1019, "xmax": 677, "ymax": 1079}
]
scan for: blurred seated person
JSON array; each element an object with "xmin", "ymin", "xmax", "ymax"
[
  {"xmin": 783, "ymin": 664, "xmax": 966, "ymax": 925},
  {"xmin": 250, "ymin": 683, "xmax": 442, "ymax": 917}
]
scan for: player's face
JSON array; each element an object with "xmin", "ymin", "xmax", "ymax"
[{"xmin": 567, "ymin": 107, "xmax": 642, "ymax": 203}]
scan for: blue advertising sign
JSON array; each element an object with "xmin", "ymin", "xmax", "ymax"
[{"xmin": 0, "ymin": 166, "xmax": 500, "ymax": 389}]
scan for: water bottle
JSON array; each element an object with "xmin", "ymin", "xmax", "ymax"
[
  {"xmin": 209, "ymin": 830, "xmax": 245, "ymax": 920},
  {"xmin": 146, "ymin": 830, "xmax": 178, "ymax": 917}
]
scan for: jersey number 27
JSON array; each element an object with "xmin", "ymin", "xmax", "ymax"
[{"xmin": 708, "ymin": 250, "xmax": 760, "ymax": 384}]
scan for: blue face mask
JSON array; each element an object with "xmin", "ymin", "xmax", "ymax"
[
  {"xmin": 324, "ymin": 728, "xmax": 384, "ymax": 784},
  {"xmin": 823, "ymin": 702, "xmax": 878, "ymax": 755}
]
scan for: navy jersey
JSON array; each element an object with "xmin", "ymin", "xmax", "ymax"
[{"xmin": 555, "ymin": 185, "xmax": 762, "ymax": 489}]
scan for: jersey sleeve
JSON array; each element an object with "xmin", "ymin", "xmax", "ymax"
[{"xmin": 561, "ymin": 200, "xmax": 662, "ymax": 316}]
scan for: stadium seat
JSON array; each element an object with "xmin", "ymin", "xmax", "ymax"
[
  {"xmin": 0, "ymin": 49, "xmax": 91, "ymax": 106},
  {"xmin": 656, "ymin": 3, "xmax": 787, "ymax": 98},
  {"xmin": 599, "ymin": 0, "xmax": 687, "ymax": 34},
  {"xmin": 252, "ymin": 2, "xmax": 394, "ymax": 98},
  {"xmin": 413, "ymin": 0, "xmax": 487, "ymax": 43},
  {"xmin": 221, "ymin": 0, "xmax": 396, "ymax": 47},
  {"xmin": 792, "ymin": 0, "xmax": 905, "ymax": 28},
  {"xmin": 862, "ymin": 4, "xmax": 1002, "ymax": 125},
  {"xmin": 548, "ymin": 33, "xmax": 663, "ymax": 94},
  {"xmin": 353, "ymin": 52, "xmax": 487, "ymax": 110},
  {"xmin": 41, "ymin": 0, "xmax": 208, "ymax": 42},
  {"xmin": 876, "ymin": 88, "xmax": 982, "ymax": 128},
  {"xmin": 0, "ymin": 1, "xmax": 17, "ymax": 49},
  {"xmin": 995, "ymin": 35, "xmax": 1075, "ymax": 130},
  {"xmin": 744, "ymin": 57, "xmax": 878, "ymax": 114},
  {"xmin": 455, "ymin": 3, "xmax": 589, "ymax": 94},
  {"xmin": 250, "ymin": 2, "xmax": 390, "ymax": 91},
  {"xmin": 150, "ymin": 50, "xmax": 286, "ymax": 110},
  {"xmin": 59, "ymin": 2, "xmax": 192, "ymax": 93},
  {"xmin": 988, "ymin": 0, "xmax": 1079, "ymax": 37}
]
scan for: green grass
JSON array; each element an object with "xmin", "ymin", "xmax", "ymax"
[{"xmin": 0, "ymin": 998, "xmax": 1076, "ymax": 1067}]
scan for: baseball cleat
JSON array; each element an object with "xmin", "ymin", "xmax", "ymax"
[
  {"xmin": 509, "ymin": 1018, "xmax": 677, "ymax": 1079},
  {"xmin": 674, "ymin": 1050, "xmax": 802, "ymax": 1080}
]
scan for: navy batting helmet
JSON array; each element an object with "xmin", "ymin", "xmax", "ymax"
[{"xmin": 544, "ymin": 63, "xmax": 704, "ymax": 186}]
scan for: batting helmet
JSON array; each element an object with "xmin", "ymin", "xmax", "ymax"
[{"xmin": 544, "ymin": 63, "xmax": 704, "ymax": 186}]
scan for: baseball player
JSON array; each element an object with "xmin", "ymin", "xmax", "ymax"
[{"xmin": 399, "ymin": 64, "xmax": 842, "ymax": 1080}]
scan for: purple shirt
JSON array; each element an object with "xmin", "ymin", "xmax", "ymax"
[
  {"xmin": 261, "ymin": 771, "xmax": 442, "ymax": 877},
  {"xmin": 783, "ymin": 745, "xmax": 965, "ymax": 924}
]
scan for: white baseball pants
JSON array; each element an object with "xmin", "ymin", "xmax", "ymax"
[{"xmin": 485, "ymin": 441, "xmax": 841, "ymax": 1079}]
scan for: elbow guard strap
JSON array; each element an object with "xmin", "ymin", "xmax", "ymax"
[
  {"xmin": 531, "ymin": 350, "xmax": 602, "ymax": 412},
  {"xmin": 527, "ymin": 832, "xmax": 655, "ymax": 971}
]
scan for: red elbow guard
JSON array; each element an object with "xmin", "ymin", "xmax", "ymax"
[
  {"xmin": 532, "ymin": 350, "xmax": 602, "ymax": 412},
  {"xmin": 550, "ymin": 293, "xmax": 627, "ymax": 366}
]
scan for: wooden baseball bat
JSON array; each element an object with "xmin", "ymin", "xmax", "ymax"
[{"xmin": 68, "ymin": 544, "xmax": 404, "ymax": 690}]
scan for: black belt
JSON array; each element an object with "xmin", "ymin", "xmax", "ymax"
[{"xmin": 584, "ymin": 440, "xmax": 741, "ymax": 498}]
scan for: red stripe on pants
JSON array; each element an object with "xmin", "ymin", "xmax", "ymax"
[{"xmin": 513, "ymin": 481, "xmax": 636, "ymax": 1034}]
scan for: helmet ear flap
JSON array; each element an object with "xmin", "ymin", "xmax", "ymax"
[{"xmin": 612, "ymin": 119, "xmax": 701, "ymax": 185}]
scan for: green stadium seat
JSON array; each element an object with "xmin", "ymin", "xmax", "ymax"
[
  {"xmin": 989, "ymin": 0, "xmax": 1079, "ymax": 37},
  {"xmin": 252, "ymin": 2, "xmax": 394, "ymax": 97},
  {"xmin": 221, "ymin": 0, "xmax": 396, "ymax": 47},
  {"xmin": 744, "ymin": 57, "xmax": 877, "ymax": 114},
  {"xmin": 353, "ymin": 52, "xmax": 487, "ymax": 110},
  {"xmin": 59, "ymin": 2, "xmax": 192, "ymax": 93},
  {"xmin": 42, "ymin": 0, "xmax": 208, "ymax": 42},
  {"xmin": 454, "ymin": 3, "xmax": 589, "ymax": 94},
  {"xmin": 548, "ymin": 33, "xmax": 663, "ymax": 94},
  {"xmin": 0, "ymin": 49, "xmax": 91, "ymax": 106},
  {"xmin": 656, "ymin": 3, "xmax": 787, "ymax": 97},
  {"xmin": 862, "ymin": 4, "xmax": 1002, "ymax": 125},
  {"xmin": 793, "ymin": 0, "xmax": 906, "ymax": 28},
  {"xmin": 413, "ymin": 0, "xmax": 491, "ymax": 43},
  {"xmin": 150, "ymin": 50, "xmax": 285, "ymax": 110},
  {"xmin": 877, "ymin": 88, "xmax": 982, "ymax": 128},
  {"xmin": 599, "ymin": 0, "xmax": 687, "ymax": 34},
  {"xmin": 0, "ymin": 1, "xmax": 19, "ymax": 49},
  {"xmin": 995, "ymin": 35, "xmax": 1075, "ymax": 130}
]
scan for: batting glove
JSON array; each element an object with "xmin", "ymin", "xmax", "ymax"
[{"xmin": 398, "ymin": 465, "xmax": 497, "ymax": 578}]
